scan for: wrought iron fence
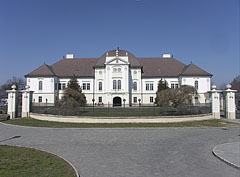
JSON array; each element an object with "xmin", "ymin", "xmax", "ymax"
[
  {"xmin": 0, "ymin": 106, "xmax": 7, "ymax": 114},
  {"xmin": 31, "ymin": 104, "xmax": 211, "ymax": 117}
]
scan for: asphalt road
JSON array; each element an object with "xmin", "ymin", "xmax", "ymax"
[{"xmin": 0, "ymin": 123, "xmax": 239, "ymax": 177}]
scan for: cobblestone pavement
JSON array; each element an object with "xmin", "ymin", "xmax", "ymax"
[{"xmin": 0, "ymin": 123, "xmax": 239, "ymax": 177}]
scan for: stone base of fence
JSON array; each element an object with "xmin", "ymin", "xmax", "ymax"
[{"xmin": 30, "ymin": 113, "xmax": 214, "ymax": 123}]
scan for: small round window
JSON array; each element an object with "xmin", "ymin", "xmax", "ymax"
[
  {"xmin": 113, "ymin": 68, "xmax": 117, "ymax": 72},
  {"xmin": 134, "ymin": 71, "xmax": 137, "ymax": 74},
  {"xmin": 118, "ymin": 68, "xmax": 121, "ymax": 72},
  {"xmin": 99, "ymin": 71, "xmax": 102, "ymax": 74}
]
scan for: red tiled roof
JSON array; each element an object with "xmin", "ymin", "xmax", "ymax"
[
  {"xmin": 25, "ymin": 50, "xmax": 212, "ymax": 78},
  {"xmin": 25, "ymin": 64, "xmax": 55, "ymax": 77},
  {"xmin": 180, "ymin": 64, "xmax": 212, "ymax": 76}
]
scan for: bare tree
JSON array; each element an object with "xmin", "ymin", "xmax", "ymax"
[{"xmin": 0, "ymin": 77, "xmax": 25, "ymax": 98}]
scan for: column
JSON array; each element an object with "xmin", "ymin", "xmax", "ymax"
[
  {"xmin": 21, "ymin": 85, "xmax": 34, "ymax": 118},
  {"xmin": 211, "ymin": 85, "xmax": 221, "ymax": 119},
  {"xmin": 6, "ymin": 85, "xmax": 17, "ymax": 119},
  {"xmin": 224, "ymin": 84, "xmax": 237, "ymax": 119}
]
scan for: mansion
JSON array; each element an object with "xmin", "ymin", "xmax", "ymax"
[{"xmin": 25, "ymin": 49, "xmax": 212, "ymax": 106}]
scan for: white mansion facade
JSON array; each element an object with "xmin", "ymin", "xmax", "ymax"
[{"xmin": 25, "ymin": 49, "xmax": 212, "ymax": 106}]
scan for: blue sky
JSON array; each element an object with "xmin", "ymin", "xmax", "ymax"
[{"xmin": 0, "ymin": 0, "xmax": 239, "ymax": 86}]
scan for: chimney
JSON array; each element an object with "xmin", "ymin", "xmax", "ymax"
[
  {"xmin": 66, "ymin": 54, "xmax": 74, "ymax": 59},
  {"xmin": 162, "ymin": 54, "xmax": 173, "ymax": 58}
]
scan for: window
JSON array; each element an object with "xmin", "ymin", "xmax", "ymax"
[
  {"xmin": 99, "ymin": 97, "xmax": 102, "ymax": 103},
  {"xmin": 99, "ymin": 82, "xmax": 102, "ymax": 90},
  {"xmin": 146, "ymin": 84, "xmax": 149, "ymax": 90},
  {"xmin": 38, "ymin": 96, "xmax": 42, "ymax": 103},
  {"xmin": 133, "ymin": 82, "xmax": 137, "ymax": 90},
  {"xmin": 62, "ymin": 83, "xmax": 66, "ymax": 89},
  {"xmin": 195, "ymin": 81, "xmax": 198, "ymax": 90},
  {"xmin": 150, "ymin": 83, "xmax": 153, "ymax": 90},
  {"xmin": 118, "ymin": 80, "xmax": 121, "ymax": 90},
  {"xmin": 118, "ymin": 68, "xmax": 121, "ymax": 72},
  {"xmin": 171, "ymin": 83, "xmax": 174, "ymax": 88},
  {"xmin": 113, "ymin": 80, "xmax": 121, "ymax": 89},
  {"xmin": 175, "ymin": 84, "xmax": 179, "ymax": 88},
  {"xmin": 146, "ymin": 83, "xmax": 153, "ymax": 90},
  {"xmin": 150, "ymin": 97, "xmax": 154, "ymax": 103},
  {"xmin": 113, "ymin": 80, "xmax": 117, "ymax": 89},
  {"xmin": 82, "ymin": 83, "xmax": 90, "ymax": 90},
  {"xmin": 87, "ymin": 83, "xmax": 90, "ymax": 90},
  {"xmin": 39, "ymin": 81, "xmax": 43, "ymax": 90},
  {"xmin": 58, "ymin": 83, "xmax": 62, "ymax": 90},
  {"xmin": 82, "ymin": 83, "xmax": 86, "ymax": 90},
  {"xmin": 133, "ymin": 97, "xmax": 137, "ymax": 103}
]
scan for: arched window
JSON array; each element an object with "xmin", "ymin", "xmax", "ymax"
[
  {"xmin": 133, "ymin": 82, "xmax": 137, "ymax": 90},
  {"xmin": 195, "ymin": 81, "xmax": 198, "ymax": 90},
  {"xmin": 39, "ymin": 81, "xmax": 43, "ymax": 90},
  {"xmin": 99, "ymin": 82, "xmax": 102, "ymax": 90},
  {"xmin": 118, "ymin": 80, "xmax": 121, "ymax": 89},
  {"xmin": 113, "ymin": 80, "xmax": 116, "ymax": 89}
]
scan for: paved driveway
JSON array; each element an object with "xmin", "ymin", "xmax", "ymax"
[{"xmin": 0, "ymin": 123, "xmax": 239, "ymax": 177}]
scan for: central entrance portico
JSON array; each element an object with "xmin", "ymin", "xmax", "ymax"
[{"xmin": 113, "ymin": 97, "xmax": 122, "ymax": 107}]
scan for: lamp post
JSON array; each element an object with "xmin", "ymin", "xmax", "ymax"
[
  {"xmin": 138, "ymin": 99, "xmax": 141, "ymax": 107},
  {"xmin": 46, "ymin": 98, "xmax": 48, "ymax": 107},
  {"xmin": 123, "ymin": 99, "xmax": 126, "ymax": 108},
  {"xmin": 92, "ymin": 98, "xmax": 95, "ymax": 116}
]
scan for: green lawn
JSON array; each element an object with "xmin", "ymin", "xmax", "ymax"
[
  {"xmin": 0, "ymin": 145, "xmax": 76, "ymax": 177},
  {"xmin": 0, "ymin": 114, "xmax": 239, "ymax": 128}
]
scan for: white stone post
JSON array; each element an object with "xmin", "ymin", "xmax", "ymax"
[
  {"xmin": 223, "ymin": 84, "xmax": 237, "ymax": 119},
  {"xmin": 21, "ymin": 85, "xmax": 34, "ymax": 118},
  {"xmin": 210, "ymin": 85, "xmax": 221, "ymax": 119},
  {"xmin": 6, "ymin": 85, "xmax": 17, "ymax": 119}
]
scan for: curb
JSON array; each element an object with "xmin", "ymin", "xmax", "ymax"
[
  {"xmin": 212, "ymin": 143, "xmax": 240, "ymax": 170},
  {"xmin": 0, "ymin": 144, "xmax": 80, "ymax": 177}
]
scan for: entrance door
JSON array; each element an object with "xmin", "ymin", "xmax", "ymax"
[{"xmin": 113, "ymin": 97, "xmax": 122, "ymax": 107}]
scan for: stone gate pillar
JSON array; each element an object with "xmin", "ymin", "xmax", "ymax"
[
  {"xmin": 210, "ymin": 85, "xmax": 221, "ymax": 119},
  {"xmin": 21, "ymin": 85, "xmax": 33, "ymax": 118},
  {"xmin": 223, "ymin": 84, "xmax": 237, "ymax": 119},
  {"xmin": 6, "ymin": 85, "xmax": 17, "ymax": 119}
]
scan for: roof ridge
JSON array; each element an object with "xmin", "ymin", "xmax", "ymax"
[{"xmin": 45, "ymin": 64, "xmax": 56, "ymax": 76}]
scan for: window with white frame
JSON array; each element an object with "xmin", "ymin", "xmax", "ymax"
[
  {"xmin": 150, "ymin": 83, "xmax": 153, "ymax": 90},
  {"xmin": 113, "ymin": 80, "xmax": 117, "ymax": 89},
  {"xmin": 133, "ymin": 97, "xmax": 137, "ymax": 103},
  {"xmin": 113, "ymin": 80, "xmax": 121, "ymax": 89},
  {"xmin": 99, "ymin": 82, "xmax": 102, "ymax": 90},
  {"xmin": 82, "ymin": 83, "xmax": 90, "ymax": 90},
  {"xmin": 171, "ymin": 83, "xmax": 174, "ymax": 88},
  {"xmin": 38, "ymin": 96, "xmax": 42, "ymax": 103},
  {"xmin": 99, "ymin": 97, "xmax": 102, "ymax": 103},
  {"xmin": 146, "ymin": 83, "xmax": 149, "ymax": 90},
  {"xmin": 39, "ymin": 81, "xmax": 43, "ymax": 90},
  {"xmin": 195, "ymin": 81, "xmax": 198, "ymax": 90},
  {"xmin": 150, "ymin": 97, "xmax": 154, "ymax": 103},
  {"xmin": 146, "ymin": 83, "xmax": 153, "ymax": 90},
  {"xmin": 82, "ymin": 83, "xmax": 86, "ymax": 90},
  {"xmin": 87, "ymin": 83, "xmax": 90, "ymax": 90},
  {"xmin": 118, "ymin": 80, "xmax": 121, "ymax": 90},
  {"xmin": 133, "ymin": 82, "xmax": 137, "ymax": 90}
]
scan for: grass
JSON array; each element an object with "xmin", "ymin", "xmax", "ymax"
[
  {"xmin": 0, "ymin": 145, "xmax": 76, "ymax": 177},
  {"xmin": 0, "ymin": 114, "xmax": 239, "ymax": 128}
]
